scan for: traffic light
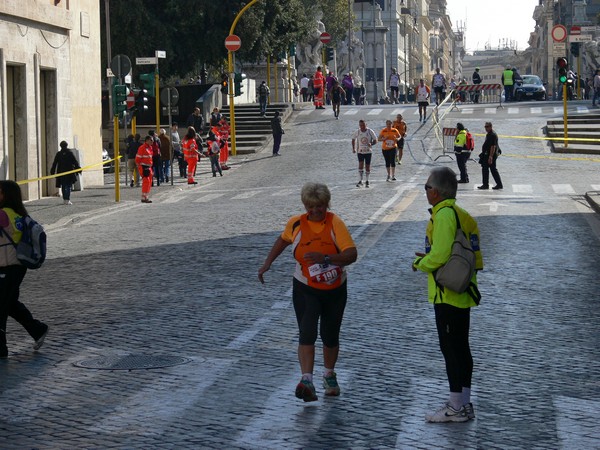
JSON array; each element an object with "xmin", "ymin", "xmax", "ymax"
[
  {"xmin": 139, "ymin": 72, "xmax": 155, "ymax": 97},
  {"xmin": 112, "ymin": 83, "xmax": 129, "ymax": 115},
  {"xmin": 133, "ymin": 89, "xmax": 148, "ymax": 116},
  {"xmin": 221, "ymin": 73, "xmax": 228, "ymax": 94},
  {"xmin": 570, "ymin": 42, "xmax": 580, "ymax": 57},
  {"xmin": 326, "ymin": 47, "xmax": 335, "ymax": 63},
  {"xmin": 556, "ymin": 57, "xmax": 568, "ymax": 84},
  {"xmin": 234, "ymin": 72, "xmax": 246, "ymax": 96}
]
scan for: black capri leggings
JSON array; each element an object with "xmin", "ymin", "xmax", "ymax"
[
  {"xmin": 292, "ymin": 278, "xmax": 347, "ymax": 347},
  {"xmin": 382, "ymin": 149, "xmax": 397, "ymax": 168}
]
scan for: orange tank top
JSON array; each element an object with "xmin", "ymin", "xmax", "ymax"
[{"xmin": 292, "ymin": 212, "xmax": 344, "ymax": 290}]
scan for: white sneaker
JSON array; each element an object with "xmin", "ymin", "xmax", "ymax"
[
  {"xmin": 464, "ymin": 402, "xmax": 475, "ymax": 420},
  {"xmin": 425, "ymin": 402, "xmax": 468, "ymax": 423},
  {"xmin": 64, "ymin": 200, "xmax": 73, "ymax": 205}
]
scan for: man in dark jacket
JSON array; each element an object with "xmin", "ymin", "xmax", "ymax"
[
  {"xmin": 187, "ymin": 107, "xmax": 205, "ymax": 136},
  {"xmin": 50, "ymin": 141, "xmax": 81, "ymax": 205},
  {"xmin": 271, "ymin": 111, "xmax": 284, "ymax": 156},
  {"xmin": 471, "ymin": 67, "xmax": 482, "ymax": 103}
]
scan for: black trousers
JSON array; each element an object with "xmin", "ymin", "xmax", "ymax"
[
  {"xmin": 0, "ymin": 265, "xmax": 46, "ymax": 353},
  {"xmin": 434, "ymin": 303, "xmax": 473, "ymax": 393},
  {"xmin": 455, "ymin": 151, "xmax": 470, "ymax": 181},
  {"xmin": 481, "ymin": 156, "xmax": 502, "ymax": 187}
]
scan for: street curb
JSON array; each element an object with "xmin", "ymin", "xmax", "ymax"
[{"xmin": 585, "ymin": 191, "xmax": 600, "ymax": 214}]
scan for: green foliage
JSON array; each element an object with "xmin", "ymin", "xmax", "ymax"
[{"xmin": 100, "ymin": 0, "xmax": 349, "ymax": 81}]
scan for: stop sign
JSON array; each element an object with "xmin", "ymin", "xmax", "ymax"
[
  {"xmin": 225, "ymin": 35, "xmax": 242, "ymax": 52},
  {"xmin": 320, "ymin": 32, "xmax": 332, "ymax": 44}
]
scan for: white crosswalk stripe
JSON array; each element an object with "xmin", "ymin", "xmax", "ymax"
[
  {"xmin": 343, "ymin": 109, "xmax": 359, "ymax": 115},
  {"xmin": 554, "ymin": 107, "xmax": 563, "ymax": 114},
  {"xmin": 576, "ymin": 106, "xmax": 589, "ymax": 113},
  {"xmin": 231, "ymin": 191, "xmax": 261, "ymax": 200},
  {"xmin": 460, "ymin": 108, "xmax": 474, "ymax": 114},
  {"xmin": 512, "ymin": 184, "xmax": 533, "ymax": 194},
  {"xmin": 507, "ymin": 107, "xmax": 519, "ymax": 114},
  {"xmin": 530, "ymin": 107, "xmax": 542, "ymax": 114},
  {"xmin": 552, "ymin": 184, "xmax": 576, "ymax": 194},
  {"xmin": 485, "ymin": 108, "xmax": 497, "ymax": 114},
  {"xmin": 591, "ymin": 185, "xmax": 600, "ymax": 190},
  {"xmin": 367, "ymin": 109, "xmax": 383, "ymax": 115},
  {"xmin": 193, "ymin": 193, "xmax": 226, "ymax": 203},
  {"xmin": 391, "ymin": 108, "xmax": 406, "ymax": 115}
]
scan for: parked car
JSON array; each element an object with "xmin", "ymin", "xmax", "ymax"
[
  {"xmin": 514, "ymin": 75, "xmax": 547, "ymax": 101},
  {"xmin": 102, "ymin": 148, "xmax": 114, "ymax": 173}
]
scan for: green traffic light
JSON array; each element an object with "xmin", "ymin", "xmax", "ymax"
[{"xmin": 559, "ymin": 75, "xmax": 567, "ymax": 84}]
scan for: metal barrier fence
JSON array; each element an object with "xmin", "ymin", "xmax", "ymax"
[{"xmin": 451, "ymin": 83, "xmax": 503, "ymax": 107}]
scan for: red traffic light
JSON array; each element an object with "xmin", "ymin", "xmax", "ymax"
[{"xmin": 556, "ymin": 57, "xmax": 568, "ymax": 69}]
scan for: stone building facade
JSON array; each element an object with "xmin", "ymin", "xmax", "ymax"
[{"xmin": 0, "ymin": 0, "xmax": 102, "ymax": 200}]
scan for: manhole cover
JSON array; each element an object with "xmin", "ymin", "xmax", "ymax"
[{"xmin": 73, "ymin": 354, "xmax": 192, "ymax": 370}]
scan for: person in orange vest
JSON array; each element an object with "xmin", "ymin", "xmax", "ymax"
[
  {"xmin": 218, "ymin": 117, "xmax": 230, "ymax": 170},
  {"xmin": 313, "ymin": 66, "xmax": 326, "ymax": 109},
  {"xmin": 182, "ymin": 126, "xmax": 200, "ymax": 185},
  {"xmin": 135, "ymin": 135, "xmax": 154, "ymax": 203}
]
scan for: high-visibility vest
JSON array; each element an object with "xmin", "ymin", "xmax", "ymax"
[
  {"xmin": 182, "ymin": 138, "xmax": 198, "ymax": 160},
  {"xmin": 503, "ymin": 70, "xmax": 514, "ymax": 86},
  {"xmin": 135, "ymin": 144, "xmax": 153, "ymax": 166}
]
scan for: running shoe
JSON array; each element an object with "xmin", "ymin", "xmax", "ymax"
[
  {"xmin": 365, "ymin": 181, "xmax": 369, "ymax": 188},
  {"xmin": 391, "ymin": 177, "xmax": 397, "ymax": 181},
  {"xmin": 464, "ymin": 402, "xmax": 475, "ymax": 420},
  {"xmin": 295, "ymin": 379, "xmax": 318, "ymax": 402},
  {"xmin": 356, "ymin": 181, "xmax": 363, "ymax": 187},
  {"xmin": 323, "ymin": 372, "xmax": 340, "ymax": 396},
  {"xmin": 425, "ymin": 402, "xmax": 468, "ymax": 423}
]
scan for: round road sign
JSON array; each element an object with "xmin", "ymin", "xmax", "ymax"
[
  {"xmin": 551, "ymin": 25, "xmax": 567, "ymax": 43},
  {"xmin": 225, "ymin": 35, "xmax": 242, "ymax": 52},
  {"xmin": 320, "ymin": 32, "xmax": 332, "ymax": 44}
]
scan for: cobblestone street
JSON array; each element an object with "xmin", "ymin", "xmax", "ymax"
[{"xmin": 1, "ymin": 103, "xmax": 599, "ymax": 449}]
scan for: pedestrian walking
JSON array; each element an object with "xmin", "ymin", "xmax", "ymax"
[
  {"xmin": 158, "ymin": 129, "xmax": 172, "ymax": 183},
  {"xmin": 126, "ymin": 134, "xmax": 141, "ymax": 187},
  {"xmin": 182, "ymin": 127, "xmax": 200, "ymax": 185},
  {"xmin": 329, "ymin": 80, "xmax": 346, "ymax": 119},
  {"xmin": 136, "ymin": 135, "xmax": 154, "ymax": 202},
  {"xmin": 50, "ymin": 141, "xmax": 81, "ymax": 205},
  {"xmin": 454, "ymin": 122, "xmax": 470, "ymax": 183},
  {"xmin": 258, "ymin": 182, "xmax": 357, "ymax": 402},
  {"xmin": 471, "ymin": 67, "xmax": 482, "ymax": 103},
  {"xmin": 148, "ymin": 130, "xmax": 162, "ymax": 186},
  {"xmin": 186, "ymin": 107, "xmax": 205, "ymax": 136},
  {"xmin": 258, "ymin": 81, "xmax": 270, "ymax": 116},
  {"xmin": 0, "ymin": 180, "xmax": 49, "ymax": 359},
  {"xmin": 392, "ymin": 114, "xmax": 407, "ymax": 164},
  {"xmin": 300, "ymin": 73, "xmax": 310, "ymax": 102},
  {"xmin": 342, "ymin": 73, "xmax": 354, "ymax": 105},
  {"xmin": 351, "ymin": 119, "xmax": 377, "ymax": 187},
  {"xmin": 592, "ymin": 69, "xmax": 600, "ymax": 107},
  {"xmin": 412, "ymin": 167, "xmax": 483, "ymax": 423},
  {"xmin": 206, "ymin": 130, "xmax": 223, "ymax": 177},
  {"xmin": 416, "ymin": 79, "xmax": 431, "ymax": 122},
  {"xmin": 378, "ymin": 120, "xmax": 401, "ymax": 181},
  {"xmin": 171, "ymin": 123, "xmax": 186, "ymax": 178},
  {"xmin": 477, "ymin": 122, "xmax": 503, "ymax": 190},
  {"xmin": 271, "ymin": 111, "xmax": 284, "ymax": 156}
]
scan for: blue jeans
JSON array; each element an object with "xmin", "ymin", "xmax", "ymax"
[
  {"xmin": 162, "ymin": 159, "xmax": 171, "ymax": 181},
  {"xmin": 504, "ymin": 85, "xmax": 512, "ymax": 102},
  {"xmin": 61, "ymin": 182, "xmax": 72, "ymax": 201},
  {"xmin": 259, "ymin": 96, "xmax": 267, "ymax": 115}
]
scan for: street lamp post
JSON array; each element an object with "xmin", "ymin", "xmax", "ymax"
[
  {"xmin": 348, "ymin": 0, "xmax": 353, "ymax": 77},
  {"xmin": 373, "ymin": 0, "xmax": 378, "ymax": 104}
]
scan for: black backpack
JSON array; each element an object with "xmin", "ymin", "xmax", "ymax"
[{"xmin": 1, "ymin": 215, "xmax": 47, "ymax": 269}]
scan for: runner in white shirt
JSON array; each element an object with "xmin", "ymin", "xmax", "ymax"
[
  {"xmin": 351, "ymin": 120, "xmax": 378, "ymax": 188},
  {"xmin": 431, "ymin": 67, "xmax": 446, "ymax": 105},
  {"xmin": 300, "ymin": 74, "xmax": 310, "ymax": 102}
]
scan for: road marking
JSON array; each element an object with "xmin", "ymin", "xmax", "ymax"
[
  {"xmin": 162, "ymin": 196, "xmax": 185, "ymax": 204},
  {"xmin": 391, "ymin": 108, "xmax": 406, "ymax": 115},
  {"xmin": 512, "ymin": 184, "xmax": 533, "ymax": 194},
  {"xmin": 231, "ymin": 191, "xmax": 261, "ymax": 199},
  {"xmin": 479, "ymin": 201, "xmax": 508, "ymax": 212},
  {"xmin": 193, "ymin": 193, "xmax": 225, "ymax": 203},
  {"xmin": 591, "ymin": 184, "xmax": 600, "ymax": 190},
  {"xmin": 555, "ymin": 396, "xmax": 600, "ymax": 449},
  {"xmin": 88, "ymin": 358, "xmax": 233, "ymax": 435},
  {"xmin": 367, "ymin": 109, "xmax": 383, "ymax": 115},
  {"xmin": 552, "ymin": 184, "xmax": 576, "ymax": 194},
  {"xmin": 226, "ymin": 316, "xmax": 273, "ymax": 349},
  {"xmin": 554, "ymin": 107, "xmax": 563, "ymax": 114},
  {"xmin": 530, "ymin": 107, "xmax": 542, "ymax": 114},
  {"xmin": 343, "ymin": 109, "xmax": 359, "ymax": 115},
  {"xmin": 576, "ymin": 106, "xmax": 589, "ymax": 113},
  {"xmin": 236, "ymin": 369, "xmax": 351, "ymax": 448},
  {"xmin": 299, "ymin": 109, "xmax": 312, "ymax": 115},
  {"xmin": 271, "ymin": 188, "xmax": 297, "ymax": 196},
  {"xmin": 508, "ymin": 107, "xmax": 519, "ymax": 114},
  {"xmin": 485, "ymin": 108, "xmax": 497, "ymax": 114},
  {"xmin": 460, "ymin": 108, "xmax": 474, "ymax": 114}
]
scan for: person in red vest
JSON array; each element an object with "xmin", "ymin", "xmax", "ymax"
[
  {"xmin": 182, "ymin": 127, "xmax": 200, "ymax": 185},
  {"xmin": 135, "ymin": 135, "xmax": 154, "ymax": 203},
  {"xmin": 218, "ymin": 117, "xmax": 230, "ymax": 170},
  {"xmin": 313, "ymin": 66, "xmax": 326, "ymax": 109}
]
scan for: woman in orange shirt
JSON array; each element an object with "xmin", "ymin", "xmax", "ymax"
[
  {"xmin": 258, "ymin": 183, "xmax": 357, "ymax": 403},
  {"xmin": 392, "ymin": 114, "xmax": 408, "ymax": 164},
  {"xmin": 378, "ymin": 120, "xmax": 402, "ymax": 181}
]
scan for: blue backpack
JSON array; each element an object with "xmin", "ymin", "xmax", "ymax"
[{"xmin": 1, "ymin": 215, "xmax": 47, "ymax": 269}]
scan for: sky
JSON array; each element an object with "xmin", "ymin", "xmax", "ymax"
[{"xmin": 446, "ymin": 0, "xmax": 540, "ymax": 53}]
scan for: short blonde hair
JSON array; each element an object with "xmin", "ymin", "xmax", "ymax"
[{"xmin": 301, "ymin": 182, "xmax": 331, "ymax": 209}]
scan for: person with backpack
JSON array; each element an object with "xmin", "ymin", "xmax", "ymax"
[
  {"xmin": 50, "ymin": 141, "xmax": 81, "ymax": 205},
  {"xmin": 412, "ymin": 167, "xmax": 483, "ymax": 422},
  {"xmin": 258, "ymin": 81, "xmax": 270, "ymax": 116},
  {"xmin": 0, "ymin": 180, "xmax": 49, "ymax": 358},
  {"xmin": 453, "ymin": 122, "xmax": 471, "ymax": 183}
]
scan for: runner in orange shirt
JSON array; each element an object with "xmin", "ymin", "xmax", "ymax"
[
  {"xmin": 378, "ymin": 120, "xmax": 402, "ymax": 181},
  {"xmin": 392, "ymin": 114, "xmax": 408, "ymax": 165}
]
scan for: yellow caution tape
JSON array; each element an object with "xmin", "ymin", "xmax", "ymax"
[
  {"xmin": 471, "ymin": 132, "xmax": 600, "ymax": 143},
  {"xmin": 17, "ymin": 156, "xmax": 122, "ymax": 186}
]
